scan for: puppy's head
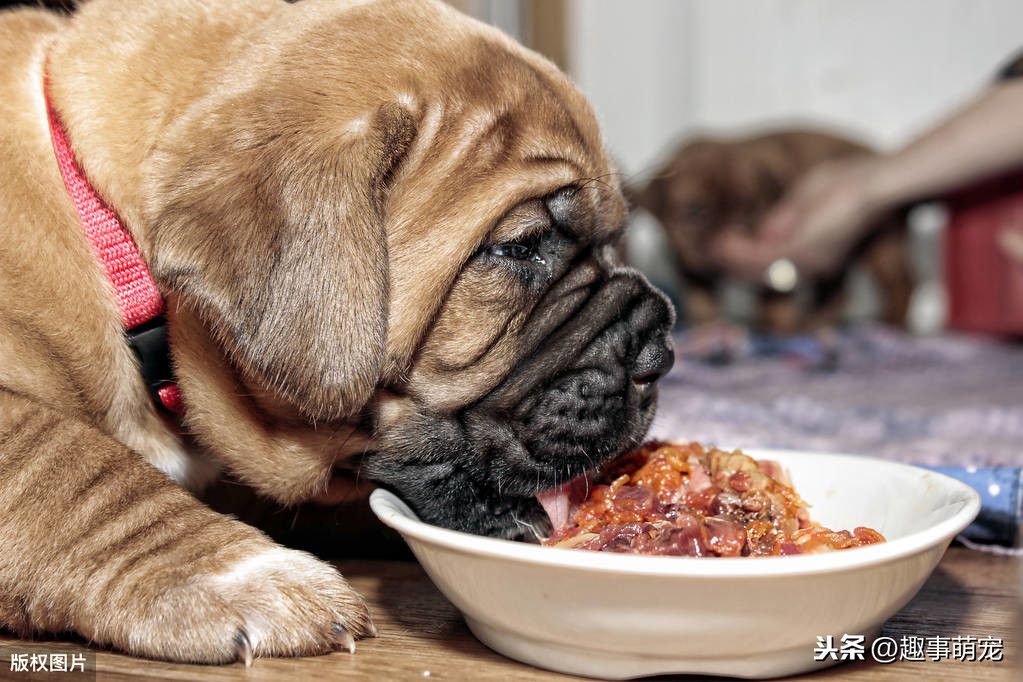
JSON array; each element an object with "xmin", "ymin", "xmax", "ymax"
[
  {"xmin": 135, "ymin": 0, "xmax": 673, "ymax": 537},
  {"xmin": 638, "ymin": 131, "xmax": 870, "ymax": 277},
  {"xmin": 637, "ymin": 136, "xmax": 793, "ymax": 282}
]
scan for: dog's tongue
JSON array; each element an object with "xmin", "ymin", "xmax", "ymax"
[{"xmin": 536, "ymin": 475, "xmax": 590, "ymax": 533}]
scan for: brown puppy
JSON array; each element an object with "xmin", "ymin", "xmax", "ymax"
[
  {"xmin": 0, "ymin": 0, "xmax": 673, "ymax": 665},
  {"xmin": 638, "ymin": 130, "xmax": 912, "ymax": 334}
]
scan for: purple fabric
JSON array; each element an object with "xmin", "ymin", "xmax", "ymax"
[{"xmin": 650, "ymin": 325, "xmax": 1023, "ymax": 468}]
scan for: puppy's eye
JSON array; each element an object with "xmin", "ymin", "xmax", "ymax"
[
  {"xmin": 488, "ymin": 233, "xmax": 545, "ymax": 264},
  {"xmin": 491, "ymin": 242, "xmax": 535, "ymax": 260}
]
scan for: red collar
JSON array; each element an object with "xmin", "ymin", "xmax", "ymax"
[{"xmin": 44, "ymin": 67, "xmax": 184, "ymax": 414}]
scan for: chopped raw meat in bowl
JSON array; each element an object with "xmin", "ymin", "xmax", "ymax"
[{"xmin": 541, "ymin": 440, "xmax": 885, "ymax": 556}]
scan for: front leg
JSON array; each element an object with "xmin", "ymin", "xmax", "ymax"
[{"xmin": 0, "ymin": 388, "xmax": 374, "ymax": 663}]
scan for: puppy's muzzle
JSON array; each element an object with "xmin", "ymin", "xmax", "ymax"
[
  {"xmin": 363, "ymin": 259, "xmax": 676, "ymax": 540},
  {"xmin": 496, "ymin": 266, "xmax": 674, "ymax": 464}
]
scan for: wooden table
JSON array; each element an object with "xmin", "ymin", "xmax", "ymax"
[{"xmin": 1, "ymin": 547, "xmax": 1019, "ymax": 681}]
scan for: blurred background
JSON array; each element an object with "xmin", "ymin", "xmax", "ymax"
[{"xmin": 451, "ymin": 0, "xmax": 1023, "ymax": 340}]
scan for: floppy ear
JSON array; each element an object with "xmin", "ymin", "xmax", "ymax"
[{"xmin": 146, "ymin": 103, "xmax": 417, "ymax": 422}]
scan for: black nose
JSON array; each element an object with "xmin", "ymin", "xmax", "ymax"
[{"xmin": 631, "ymin": 336, "xmax": 675, "ymax": 394}]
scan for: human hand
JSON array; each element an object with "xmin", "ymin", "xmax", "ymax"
[{"xmin": 711, "ymin": 155, "xmax": 889, "ymax": 282}]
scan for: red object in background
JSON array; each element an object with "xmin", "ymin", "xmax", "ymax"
[{"xmin": 944, "ymin": 173, "xmax": 1023, "ymax": 336}]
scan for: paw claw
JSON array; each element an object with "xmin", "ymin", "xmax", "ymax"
[
  {"xmin": 366, "ymin": 618, "xmax": 379, "ymax": 638},
  {"xmin": 234, "ymin": 629, "xmax": 253, "ymax": 667},
  {"xmin": 109, "ymin": 543, "xmax": 372, "ymax": 662},
  {"xmin": 332, "ymin": 623, "xmax": 356, "ymax": 654}
]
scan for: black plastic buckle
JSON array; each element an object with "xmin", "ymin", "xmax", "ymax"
[{"xmin": 126, "ymin": 315, "xmax": 176, "ymax": 407}]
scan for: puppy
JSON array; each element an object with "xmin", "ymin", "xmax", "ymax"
[
  {"xmin": 638, "ymin": 130, "xmax": 912, "ymax": 335},
  {"xmin": 0, "ymin": 0, "xmax": 673, "ymax": 665}
]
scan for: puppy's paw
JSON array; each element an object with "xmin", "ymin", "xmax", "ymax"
[
  {"xmin": 101, "ymin": 543, "xmax": 375, "ymax": 664},
  {"xmin": 202, "ymin": 545, "xmax": 376, "ymax": 663}
]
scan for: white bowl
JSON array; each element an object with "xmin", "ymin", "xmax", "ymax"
[{"xmin": 369, "ymin": 450, "xmax": 980, "ymax": 679}]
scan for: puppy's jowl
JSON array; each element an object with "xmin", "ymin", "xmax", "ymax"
[{"xmin": 0, "ymin": 0, "xmax": 673, "ymax": 663}]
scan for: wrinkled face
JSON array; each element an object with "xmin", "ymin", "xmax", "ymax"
[
  {"xmin": 364, "ymin": 185, "xmax": 674, "ymax": 539},
  {"xmin": 324, "ymin": 4, "xmax": 676, "ymax": 540}
]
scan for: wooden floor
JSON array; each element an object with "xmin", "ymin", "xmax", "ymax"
[{"xmin": 1, "ymin": 547, "xmax": 1020, "ymax": 681}]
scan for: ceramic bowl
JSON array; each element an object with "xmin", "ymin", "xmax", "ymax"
[{"xmin": 369, "ymin": 450, "xmax": 980, "ymax": 679}]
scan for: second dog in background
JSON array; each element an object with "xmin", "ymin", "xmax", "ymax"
[{"xmin": 636, "ymin": 129, "xmax": 913, "ymax": 336}]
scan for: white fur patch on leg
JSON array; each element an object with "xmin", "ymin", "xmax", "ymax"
[
  {"xmin": 120, "ymin": 423, "xmax": 221, "ymax": 491},
  {"xmin": 205, "ymin": 546, "xmax": 339, "ymax": 651},
  {"xmin": 205, "ymin": 547, "xmax": 301, "ymax": 646}
]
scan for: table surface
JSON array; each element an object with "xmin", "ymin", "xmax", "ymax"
[{"xmin": 1, "ymin": 547, "xmax": 1019, "ymax": 681}]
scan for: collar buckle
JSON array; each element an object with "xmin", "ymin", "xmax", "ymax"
[{"xmin": 127, "ymin": 316, "xmax": 176, "ymax": 408}]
